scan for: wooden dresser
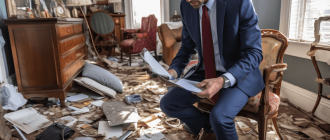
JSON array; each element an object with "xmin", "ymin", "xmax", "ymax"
[{"xmin": 4, "ymin": 18, "xmax": 87, "ymax": 106}]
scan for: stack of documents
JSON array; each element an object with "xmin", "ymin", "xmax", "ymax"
[{"xmin": 140, "ymin": 48, "xmax": 203, "ymax": 93}]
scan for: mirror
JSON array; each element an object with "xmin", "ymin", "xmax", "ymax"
[{"xmin": 90, "ymin": 12, "xmax": 115, "ymax": 35}]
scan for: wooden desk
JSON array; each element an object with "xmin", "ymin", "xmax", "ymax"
[{"xmin": 4, "ymin": 18, "xmax": 87, "ymax": 106}]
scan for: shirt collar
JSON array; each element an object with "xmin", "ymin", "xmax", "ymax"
[{"xmin": 199, "ymin": 0, "xmax": 216, "ymax": 12}]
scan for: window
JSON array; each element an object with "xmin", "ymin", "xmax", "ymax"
[
  {"xmin": 289, "ymin": 0, "xmax": 330, "ymax": 44},
  {"xmin": 131, "ymin": 0, "xmax": 162, "ymax": 29}
]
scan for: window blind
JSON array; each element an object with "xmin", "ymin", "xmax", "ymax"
[{"xmin": 289, "ymin": 0, "xmax": 330, "ymax": 44}]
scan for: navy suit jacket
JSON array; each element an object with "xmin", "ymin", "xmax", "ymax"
[{"xmin": 169, "ymin": 0, "xmax": 265, "ymax": 97}]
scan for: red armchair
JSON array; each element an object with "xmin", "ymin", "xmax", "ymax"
[{"xmin": 120, "ymin": 14, "xmax": 158, "ymax": 65}]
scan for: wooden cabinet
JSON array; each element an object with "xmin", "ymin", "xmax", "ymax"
[
  {"xmin": 4, "ymin": 18, "xmax": 87, "ymax": 106},
  {"xmin": 110, "ymin": 14, "xmax": 126, "ymax": 42}
]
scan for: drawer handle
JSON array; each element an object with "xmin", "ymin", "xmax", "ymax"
[{"xmin": 68, "ymin": 29, "xmax": 70, "ymax": 32}]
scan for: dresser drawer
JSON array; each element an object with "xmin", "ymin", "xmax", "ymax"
[
  {"xmin": 59, "ymin": 35, "xmax": 85, "ymax": 55},
  {"xmin": 61, "ymin": 45, "xmax": 86, "ymax": 70},
  {"xmin": 73, "ymin": 24, "xmax": 83, "ymax": 34},
  {"xmin": 62, "ymin": 58, "xmax": 85, "ymax": 84},
  {"xmin": 58, "ymin": 25, "xmax": 74, "ymax": 38}
]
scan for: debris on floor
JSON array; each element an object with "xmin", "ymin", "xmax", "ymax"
[{"xmin": 1, "ymin": 55, "xmax": 330, "ymax": 140}]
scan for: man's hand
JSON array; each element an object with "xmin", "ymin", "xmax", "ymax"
[
  {"xmin": 168, "ymin": 69, "xmax": 178, "ymax": 79},
  {"xmin": 193, "ymin": 77, "xmax": 224, "ymax": 98}
]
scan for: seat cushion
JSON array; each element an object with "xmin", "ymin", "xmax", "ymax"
[
  {"xmin": 242, "ymin": 91, "xmax": 280, "ymax": 114},
  {"xmin": 121, "ymin": 39, "xmax": 135, "ymax": 52},
  {"xmin": 82, "ymin": 62, "xmax": 123, "ymax": 93}
]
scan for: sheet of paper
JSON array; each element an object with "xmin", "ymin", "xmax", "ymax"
[
  {"xmin": 4, "ymin": 108, "xmax": 52, "ymax": 134},
  {"xmin": 102, "ymin": 101, "xmax": 141, "ymax": 126},
  {"xmin": 58, "ymin": 116, "xmax": 78, "ymax": 127},
  {"xmin": 98, "ymin": 121, "xmax": 123, "ymax": 139},
  {"xmin": 66, "ymin": 94, "xmax": 89, "ymax": 102},
  {"xmin": 142, "ymin": 50, "xmax": 172, "ymax": 79},
  {"xmin": 91, "ymin": 100, "xmax": 104, "ymax": 107},
  {"xmin": 172, "ymin": 79, "xmax": 203, "ymax": 93}
]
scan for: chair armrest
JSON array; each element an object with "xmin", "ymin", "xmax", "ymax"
[
  {"xmin": 259, "ymin": 63, "xmax": 287, "ymax": 115},
  {"xmin": 132, "ymin": 33, "xmax": 148, "ymax": 40},
  {"xmin": 121, "ymin": 29, "xmax": 141, "ymax": 34}
]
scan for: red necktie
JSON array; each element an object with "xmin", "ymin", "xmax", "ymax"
[{"xmin": 202, "ymin": 5, "xmax": 220, "ymax": 104}]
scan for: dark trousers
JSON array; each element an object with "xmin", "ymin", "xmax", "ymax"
[{"xmin": 160, "ymin": 71, "xmax": 249, "ymax": 140}]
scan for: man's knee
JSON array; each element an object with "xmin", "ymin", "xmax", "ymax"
[{"xmin": 210, "ymin": 111, "xmax": 234, "ymax": 127}]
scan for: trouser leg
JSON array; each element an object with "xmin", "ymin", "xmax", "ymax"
[
  {"xmin": 209, "ymin": 87, "xmax": 249, "ymax": 140},
  {"xmin": 160, "ymin": 72, "xmax": 206, "ymax": 135}
]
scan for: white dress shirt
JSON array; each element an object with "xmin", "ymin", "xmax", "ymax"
[{"xmin": 198, "ymin": 0, "xmax": 236, "ymax": 86}]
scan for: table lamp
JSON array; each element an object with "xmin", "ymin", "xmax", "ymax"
[{"xmin": 66, "ymin": 0, "xmax": 100, "ymax": 59}]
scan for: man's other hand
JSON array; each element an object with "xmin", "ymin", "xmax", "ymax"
[
  {"xmin": 194, "ymin": 77, "xmax": 224, "ymax": 98},
  {"xmin": 168, "ymin": 69, "xmax": 178, "ymax": 79}
]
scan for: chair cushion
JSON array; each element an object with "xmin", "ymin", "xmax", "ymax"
[
  {"xmin": 121, "ymin": 39, "xmax": 135, "ymax": 52},
  {"xmin": 74, "ymin": 77, "xmax": 116, "ymax": 98},
  {"xmin": 82, "ymin": 62, "xmax": 123, "ymax": 93},
  {"xmin": 242, "ymin": 91, "xmax": 280, "ymax": 114}
]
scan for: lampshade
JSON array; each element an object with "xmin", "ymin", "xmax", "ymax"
[{"xmin": 66, "ymin": 0, "xmax": 93, "ymax": 6}]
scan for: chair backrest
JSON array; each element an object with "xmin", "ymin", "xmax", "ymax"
[
  {"xmin": 259, "ymin": 29, "xmax": 289, "ymax": 81},
  {"xmin": 89, "ymin": 11, "xmax": 115, "ymax": 36},
  {"xmin": 141, "ymin": 17, "xmax": 150, "ymax": 33},
  {"xmin": 147, "ymin": 15, "xmax": 158, "ymax": 48}
]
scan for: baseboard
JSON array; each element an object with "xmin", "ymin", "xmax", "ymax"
[{"xmin": 281, "ymin": 81, "xmax": 330, "ymax": 124}]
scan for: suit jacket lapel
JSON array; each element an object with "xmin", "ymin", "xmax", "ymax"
[
  {"xmin": 190, "ymin": 8, "xmax": 202, "ymax": 55},
  {"xmin": 216, "ymin": 0, "xmax": 227, "ymax": 63}
]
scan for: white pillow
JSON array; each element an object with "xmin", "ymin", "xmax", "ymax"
[{"xmin": 74, "ymin": 77, "xmax": 116, "ymax": 98}]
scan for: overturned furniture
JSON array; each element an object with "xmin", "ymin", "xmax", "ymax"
[
  {"xmin": 196, "ymin": 29, "xmax": 289, "ymax": 140},
  {"xmin": 307, "ymin": 16, "xmax": 330, "ymax": 118}
]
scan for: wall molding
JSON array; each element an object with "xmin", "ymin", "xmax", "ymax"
[
  {"xmin": 285, "ymin": 41, "xmax": 330, "ymax": 64},
  {"xmin": 281, "ymin": 81, "xmax": 330, "ymax": 124}
]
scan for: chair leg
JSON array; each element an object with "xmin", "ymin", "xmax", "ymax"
[
  {"xmin": 129, "ymin": 50, "xmax": 132, "ymax": 66},
  {"xmin": 121, "ymin": 51, "xmax": 123, "ymax": 62},
  {"xmin": 258, "ymin": 116, "xmax": 268, "ymax": 140},
  {"xmin": 154, "ymin": 50, "xmax": 158, "ymax": 61},
  {"xmin": 310, "ymin": 83, "xmax": 323, "ymax": 119},
  {"xmin": 272, "ymin": 118, "xmax": 283, "ymax": 140}
]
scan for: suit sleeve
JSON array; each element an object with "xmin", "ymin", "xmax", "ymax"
[
  {"xmin": 168, "ymin": 1, "xmax": 197, "ymax": 77},
  {"xmin": 226, "ymin": 0, "xmax": 263, "ymax": 83}
]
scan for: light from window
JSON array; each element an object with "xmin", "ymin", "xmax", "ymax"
[
  {"xmin": 289, "ymin": 0, "xmax": 330, "ymax": 44},
  {"xmin": 131, "ymin": 0, "xmax": 161, "ymax": 29}
]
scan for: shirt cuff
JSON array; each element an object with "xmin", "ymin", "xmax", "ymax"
[{"xmin": 223, "ymin": 72, "xmax": 236, "ymax": 87}]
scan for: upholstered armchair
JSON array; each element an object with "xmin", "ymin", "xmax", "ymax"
[
  {"xmin": 157, "ymin": 24, "xmax": 183, "ymax": 66},
  {"xmin": 196, "ymin": 29, "xmax": 289, "ymax": 140},
  {"xmin": 120, "ymin": 15, "xmax": 158, "ymax": 65}
]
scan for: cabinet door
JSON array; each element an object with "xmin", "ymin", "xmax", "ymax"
[{"xmin": 11, "ymin": 27, "xmax": 60, "ymax": 90}]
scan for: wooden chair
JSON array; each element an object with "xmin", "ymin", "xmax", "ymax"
[
  {"xmin": 307, "ymin": 16, "xmax": 330, "ymax": 119},
  {"xmin": 196, "ymin": 29, "xmax": 289, "ymax": 140},
  {"xmin": 89, "ymin": 11, "xmax": 119, "ymax": 57}
]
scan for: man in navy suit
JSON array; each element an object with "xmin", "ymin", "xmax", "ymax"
[{"xmin": 160, "ymin": 0, "xmax": 264, "ymax": 139}]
